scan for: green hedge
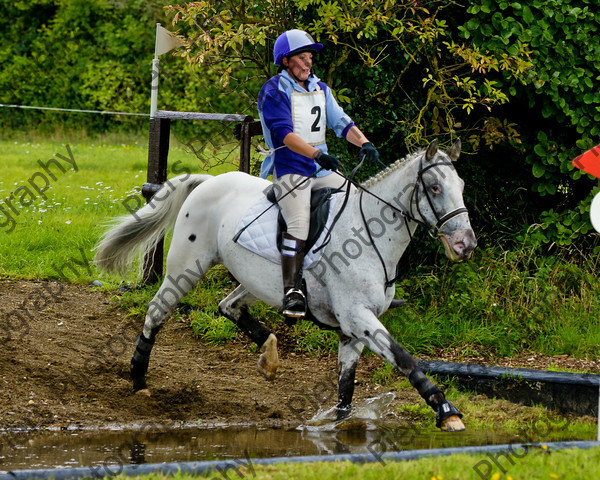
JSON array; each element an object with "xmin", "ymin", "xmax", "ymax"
[{"xmin": 2, "ymin": 0, "xmax": 599, "ymax": 250}]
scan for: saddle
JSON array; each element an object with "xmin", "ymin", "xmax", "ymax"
[{"xmin": 265, "ymin": 186, "xmax": 341, "ymax": 254}]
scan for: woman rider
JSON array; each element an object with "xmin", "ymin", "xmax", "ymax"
[{"xmin": 258, "ymin": 29, "xmax": 380, "ymax": 318}]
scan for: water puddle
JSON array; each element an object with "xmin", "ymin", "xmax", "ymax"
[{"xmin": 0, "ymin": 394, "xmax": 593, "ymax": 473}]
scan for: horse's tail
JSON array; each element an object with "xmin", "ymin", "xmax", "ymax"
[{"xmin": 94, "ymin": 173, "xmax": 212, "ymax": 275}]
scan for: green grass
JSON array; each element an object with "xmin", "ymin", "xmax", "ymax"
[
  {"xmin": 368, "ymin": 372, "xmax": 597, "ymax": 441},
  {"xmin": 382, "ymin": 245, "xmax": 600, "ymax": 362},
  {"xmin": 110, "ymin": 446, "xmax": 600, "ymax": 479},
  {"xmin": 0, "ymin": 134, "xmax": 237, "ymax": 282}
]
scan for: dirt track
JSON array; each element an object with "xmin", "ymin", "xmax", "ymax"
[
  {"xmin": 0, "ymin": 280, "xmax": 404, "ymax": 431},
  {"xmin": 1, "ymin": 280, "xmax": 598, "ymax": 432}
]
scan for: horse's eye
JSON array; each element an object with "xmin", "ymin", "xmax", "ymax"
[{"xmin": 431, "ymin": 184, "xmax": 442, "ymax": 194}]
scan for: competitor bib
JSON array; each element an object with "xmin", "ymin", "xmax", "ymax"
[{"xmin": 291, "ymin": 87, "xmax": 326, "ymax": 146}]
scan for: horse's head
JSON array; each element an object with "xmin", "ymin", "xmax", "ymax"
[{"xmin": 413, "ymin": 139, "xmax": 477, "ymax": 262}]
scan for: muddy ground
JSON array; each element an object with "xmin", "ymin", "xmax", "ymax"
[{"xmin": 1, "ymin": 280, "xmax": 598, "ymax": 431}]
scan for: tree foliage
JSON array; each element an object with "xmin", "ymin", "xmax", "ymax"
[
  {"xmin": 168, "ymin": 0, "xmax": 600, "ymax": 251},
  {"xmin": 1, "ymin": 0, "xmax": 598, "ymax": 251},
  {"xmin": 0, "ymin": 0, "xmax": 249, "ymax": 134},
  {"xmin": 459, "ymin": 0, "xmax": 600, "ymax": 247}
]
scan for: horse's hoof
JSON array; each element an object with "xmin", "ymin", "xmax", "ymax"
[
  {"xmin": 257, "ymin": 333, "xmax": 279, "ymax": 381},
  {"xmin": 135, "ymin": 388, "xmax": 152, "ymax": 397},
  {"xmin": 440, "ymin": 414, "xmax": 465, "ymax": 432}
]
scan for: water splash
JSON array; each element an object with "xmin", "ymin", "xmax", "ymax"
[{"xmin": 301, "ymin": 392, "xmax": 396, "ymax": 432}]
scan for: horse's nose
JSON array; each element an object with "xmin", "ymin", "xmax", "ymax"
[{"xmin": 453, "ymin": 230, "xmax": 477, "ymax": 258}]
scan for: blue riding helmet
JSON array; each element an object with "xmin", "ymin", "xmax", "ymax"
[{"xmin": 273, "ymin": 29, "xmax": 323, "ymax": 66}]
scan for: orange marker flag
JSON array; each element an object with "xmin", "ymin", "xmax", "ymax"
[{"xmin": 572, "ymin": 144, "xmax": 600, "ymax": 178}]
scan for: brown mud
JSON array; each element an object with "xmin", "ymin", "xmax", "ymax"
[{"xmin": 1, "ymin": 280, "xmax": 598, "ymax": 431}]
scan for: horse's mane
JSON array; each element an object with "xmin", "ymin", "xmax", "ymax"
[{"xmin": 361, "ymin": 148, "xmax": 424, "ymax": 189}]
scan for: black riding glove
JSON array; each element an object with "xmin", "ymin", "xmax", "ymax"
[
  {"xmin": 314, "ymin": 151, "xmax": 341, "ymax": 171},
  {"xmin": 360, "ymin": 142, "xmax": 380, "ymax": 163}
]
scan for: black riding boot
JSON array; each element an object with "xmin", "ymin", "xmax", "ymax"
[{"xmin": 281, "ymin": 233, "xmax": 306, "ymax": 318}]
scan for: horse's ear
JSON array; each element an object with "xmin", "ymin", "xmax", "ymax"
[
  {"xmin": 446, "ymin": 138, "xmax": 461, "ymax": 162},
  {"xmin": 425, "ymin": 139, "xmax": 438, "ymax": 162}
]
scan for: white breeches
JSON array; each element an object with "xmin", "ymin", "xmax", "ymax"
[{"xmin": 273, "ymin": 172, "xmax": 349, "ymax": 240}]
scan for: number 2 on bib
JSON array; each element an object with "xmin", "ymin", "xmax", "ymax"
[{"xmin": 291, "ymin": 89, "xmax": 326, "ymax": 145}]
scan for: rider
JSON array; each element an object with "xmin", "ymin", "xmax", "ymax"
[{"xmin": 258, "ymin": 29, "xmax": 380, "ymax": 318}]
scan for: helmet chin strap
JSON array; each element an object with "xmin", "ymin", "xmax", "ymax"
[
  {"xmin": 287, "ymin": 67, "xmax": 303, "ymax": 83},
  {"xmin": 283, "ymin": 54, "xmax": 315, "ymax": 87}
]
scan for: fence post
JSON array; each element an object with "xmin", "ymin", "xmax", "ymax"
[
  {"xmin": 239, "ymin": 117, "xmax": 252, "ymax": 174},
  {"xmin": 236, "ymin": 118, "xmax": 262, "ymax": 174},
  {"xmin": 142, "ymin": 116, "xmax": 171, "ymax": 284}
]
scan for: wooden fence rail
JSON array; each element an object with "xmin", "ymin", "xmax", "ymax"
[{"xmin": 142, "ymin": 111, "xmax": 262, "ymax": 283}]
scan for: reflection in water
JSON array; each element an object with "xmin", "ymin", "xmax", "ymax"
[{"xmin": 0, "ymin": 394, "xmax": 593, "ymax": 473}]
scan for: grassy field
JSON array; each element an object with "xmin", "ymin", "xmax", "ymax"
[
  {"xmin": 110, "ymin": 445, "xmax": 600, "ymax": 480},
  {"xmin": 0, "ymin": 133, "xmax": 238, "ymax": 283}
]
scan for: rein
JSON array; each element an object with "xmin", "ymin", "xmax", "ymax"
[{"xmin": 335, "ymin": 154, "xmax": 469, "ymax": 289}]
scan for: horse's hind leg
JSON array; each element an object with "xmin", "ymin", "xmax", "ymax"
[
  {"xmin": 131, "ymin": 257, "xmax": 210, "ymax": 394},
  {"xmin": 218, "ymin": 285, "xmax": 279, "ymax": 381}
]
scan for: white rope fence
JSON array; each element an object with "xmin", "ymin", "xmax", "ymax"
[{"xmin": 0, "ymin": 103, "xmax": 149, "ymax": 116}]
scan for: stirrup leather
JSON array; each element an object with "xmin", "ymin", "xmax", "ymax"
[{"xmin": 282, "ymin": 288, "xmax": 306, "ymax": 318}]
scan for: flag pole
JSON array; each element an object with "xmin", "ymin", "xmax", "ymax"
[{"xmin": 150, "ymin": 23, "xmax": 161, "ymax": 118}]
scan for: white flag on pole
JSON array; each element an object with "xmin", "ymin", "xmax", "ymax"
[
  {"xmin": 151, "ymin": 23, "xmax": 182, "ymax": 117},
  {"xmin": 155, "ymin": 24, "xmax": 182, "ymax": 57}
]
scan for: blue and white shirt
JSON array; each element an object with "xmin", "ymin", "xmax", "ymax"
[{"xmin": 258, "ymin": 70, "xmax": 355, "ymax": 179}]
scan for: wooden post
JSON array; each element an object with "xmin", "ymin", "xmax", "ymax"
[
  {"xmin": 142, "ymin": 117, "xmax": 171, "ymax": 284},
  {"xmin": 236, "ymin": 118, "xmax": 262, "ymax": 174},
  {"xmin": 140, "ymin": 111, "xmax": 262, "ymax": 283},
  {"xmin": 239, "ymin": 118, "xmax": 251, "ymax": 174}
]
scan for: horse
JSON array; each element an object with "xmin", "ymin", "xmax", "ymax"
[{"xmin": 95, "ymin": 138, "xmax": 477, "ymax": 432}]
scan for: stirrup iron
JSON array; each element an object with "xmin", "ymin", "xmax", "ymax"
[{"xmin": 282, "ymin": 288, "xmax": 306, "ymax": 318}]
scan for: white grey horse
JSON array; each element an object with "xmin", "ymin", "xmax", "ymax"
[{"xmin": 95, "ymin": 139, "xmax": 476, "ymax": 431}]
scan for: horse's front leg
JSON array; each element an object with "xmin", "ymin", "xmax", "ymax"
[
  {"xmin": 342, "ymin": 309, "xmax": 465, "ymax": 432},
  {"xmin": 336, "ymin": 332, "xmax": 364, "ymax": 420},
  {"xmin": 218, "ymin": 285, "xmax": 279, "ymax": 381}
]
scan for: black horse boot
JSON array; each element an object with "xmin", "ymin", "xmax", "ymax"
[{"xmin": 281, "ymin": 233, "xmax": 307, "ymax": 318}]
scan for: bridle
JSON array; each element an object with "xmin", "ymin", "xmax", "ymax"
[
  {"xmin": 345, "ymin": 153, "xmax": 469, "ymax": 288},
  {"xmin": 410, "ymin": 158, "xmax": 469, "ymax": 237}
]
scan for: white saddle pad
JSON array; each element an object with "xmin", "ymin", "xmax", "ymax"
[{"xmin": 234, "ymin": 191, "xmax": 345, "ymax": 269}]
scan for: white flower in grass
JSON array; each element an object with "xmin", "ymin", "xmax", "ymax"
[{"xmin": 65, "ymin": 221, "xmax": 72, "ymax": 225}]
